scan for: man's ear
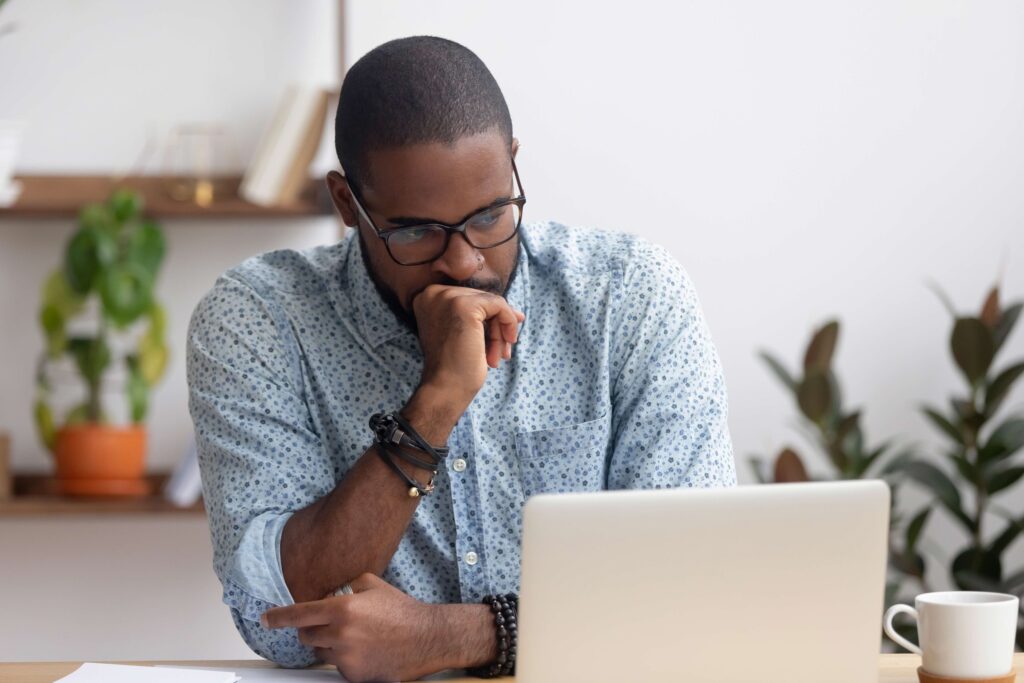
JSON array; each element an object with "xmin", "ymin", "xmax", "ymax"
[
  {"xmin": 511, "ymin": 137, "xmax": 520, "ymax": 159},
  {"xmin": 326, "ymin": 170, "xmax": 358, "ymax": 228}
]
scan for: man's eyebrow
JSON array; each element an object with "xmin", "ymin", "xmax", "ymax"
[{"xmin": 385, "ymin": 195, "xmax": 512, "ymax": 228}]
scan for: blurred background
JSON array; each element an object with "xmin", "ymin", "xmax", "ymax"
[{"xmin": 1, "ymin": 0, "xmax": 1022, "ymax": 663}]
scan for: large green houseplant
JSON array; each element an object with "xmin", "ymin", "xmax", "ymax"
[
  {"xmin": 34, "ymin": 189, "xmax": 169, "ymax": 496},
  {"xmin": 900, "ymin": 284, "xmax": 1024, "ymax": 647}
]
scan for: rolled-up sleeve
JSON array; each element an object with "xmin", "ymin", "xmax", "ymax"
[
  {"xmin": 606, "ymin": 241, "xmax": 736, "ymax": 490},
  {"xmin": 186, "ymin": 274, "xmax": 333, "ymax": 667}
]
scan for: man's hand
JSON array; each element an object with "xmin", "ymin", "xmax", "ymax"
[
  {"xmin": 412, "ymin": 284, "xmax": 525, "ymax": 409},
  {"xmin": 261, "ymin": 573, "xmax": 496, "ymax": 682}
]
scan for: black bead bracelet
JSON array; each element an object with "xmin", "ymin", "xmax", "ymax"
[{"xmin": 468, "ymin": 592, "xmax": 518, "ymax": 678}]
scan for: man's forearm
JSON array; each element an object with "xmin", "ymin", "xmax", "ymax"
[{"xmin": 281, "ymin": 384, "xmax": 463, "ymax": 603}]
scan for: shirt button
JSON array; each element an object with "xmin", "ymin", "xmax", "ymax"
[
  {"xmin": 453, "ymin": 458, "xmax": 467, "ymax": 472},
  {"xmin": 464, "ymin": 551, "xmax": 478, "ymax": 565}
]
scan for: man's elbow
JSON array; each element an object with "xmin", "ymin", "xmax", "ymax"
[{"xmin": 229, "ymin": 606, "xmax": 318, "ymax": 669}]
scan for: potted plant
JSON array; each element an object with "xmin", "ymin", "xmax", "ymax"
[
  {"xmin": 33, "ymin": 189, "xmax": 169, "ymax": 496},
  {"xmin": 752, "ymin": 320, "xmax": 929, "ymax": 643}
]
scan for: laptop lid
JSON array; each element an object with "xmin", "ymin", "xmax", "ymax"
[{"xmin": 517, "ymin": 480, "xmax": 890, "ymax": 683}]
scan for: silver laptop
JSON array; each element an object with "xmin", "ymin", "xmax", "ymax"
[{"xmin": 517, "ymin": 480, "xmax": 890, "ymax": 683}]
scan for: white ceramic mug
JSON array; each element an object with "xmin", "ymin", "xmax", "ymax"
[{"xmin": 883, "ymin": 591, "xmax": 1019, "ymax": 678}]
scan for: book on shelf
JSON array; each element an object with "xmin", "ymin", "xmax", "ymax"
[
  {"xmin": 240, "ymin": 84, "xmax": 332, "ymax": 207},
  {"xmin": 163, "ymin": 437, "xmax": 202, "ymax": 508}
]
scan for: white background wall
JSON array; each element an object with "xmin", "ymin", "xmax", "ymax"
[{"xmin": 1, "ymin": 0, "xmax": 1023, "ymax": 662}]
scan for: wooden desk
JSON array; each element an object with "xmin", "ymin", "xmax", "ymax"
[{"xmin": 0, "ymin": 654, "xmax": 1020, "ymax": 682}]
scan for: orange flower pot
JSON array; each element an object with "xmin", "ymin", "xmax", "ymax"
[{"xmin": 54, "ymin": 424, "xmax": 150, "ymax": 497}]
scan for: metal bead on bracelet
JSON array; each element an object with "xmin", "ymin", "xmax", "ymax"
[{"xmin": 468, "ymin": 593, "xmax": 518, "ymax": 678}]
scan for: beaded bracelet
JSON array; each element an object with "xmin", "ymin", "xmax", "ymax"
[{"xmin": 468, "ymin": 593, "xmax": 518, "ymax": 678}]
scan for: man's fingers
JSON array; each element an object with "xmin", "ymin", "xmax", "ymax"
[
  {"xmin": 261, "ymin": 597, "xmax": 343, "ymax": 629},
  {"xmin": 299, "ymin": 624, "xmax": 340, "ymax": 649},
  {"xmin": 314, "ymin": 646, "xmax": 341, "ymax": 668},
  {"xmin": 486, "ymin": 319, "xmax": 503, "ymax": 368},
  {"xmin": 349, "ymin": 571, "xmax": 383, "ymax": 593}
]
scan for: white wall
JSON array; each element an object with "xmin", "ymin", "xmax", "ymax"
[
  {"xmin": 2, "ymin": 0, "xmax": 1024, "ymax": 662},
  {"xmin": 0, "ymin": 0, "xmax": 340, "ymax": 661}
]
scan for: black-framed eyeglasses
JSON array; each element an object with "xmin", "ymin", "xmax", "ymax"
[{"xmin": 346, "ymin": 157, "xmax": 526, "ymax": 266}]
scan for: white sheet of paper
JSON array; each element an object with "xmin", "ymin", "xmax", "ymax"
[
  {"xmin": 55, "ymin": 662, "xmax": 238, "ymax": 682},
  {"xmin": 156, "ymin": 665, "xmax": 346, "ymax": 682},
  {"xmin": 156, "ymin": 664, "xmax": 466, "ymax": 682}
]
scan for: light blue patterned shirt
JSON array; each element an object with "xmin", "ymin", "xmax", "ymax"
[{"xmin": 186, "ymin": 221, "xmax": 735, "ymax": 668}]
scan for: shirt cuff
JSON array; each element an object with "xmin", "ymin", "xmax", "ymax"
[{"xmin": 223, "ymin": 509, "xmax": 297, "ymax": 621}]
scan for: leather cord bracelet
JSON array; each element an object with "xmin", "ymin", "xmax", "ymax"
[
  {"xmin": 370, "ymin": 412, "xmax": 449, "ymax": 464},
  {"xmin": 375, "ymin": 441, "xmax": 436, "ymax": 497},
  {"xmin": 468, "ymin": 593, "xmax": 518, "ymax": 678},
  {"xmin": 369, "ymin": 412, "xmax": 449, "ymax": 498}
]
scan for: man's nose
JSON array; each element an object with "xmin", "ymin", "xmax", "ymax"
[{"xmin": 432, "ymin": 231, "xmax": 480, "ymax": 281}]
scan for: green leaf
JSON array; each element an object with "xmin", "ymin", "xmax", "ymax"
[
  {"xmin": 38, "ymin": 303, "xmax": 66, "ymax": 357},
  {"xmin": 988, "ymin": 514, "xmax": 1024, "ymax": 556},
  {"xmin": 99, "ymin": 261, "xmax": 154, "ymax": 327},
  {"xmin": 952, "ymin": 546, "xmax": 1003, "ymax": 591},
  {"xmin": 985, "ymin": 361, "xmax": 1024, "ymax": 418},
  {"xmin": 125, "ymin": 354, "xmax": 149, "ymax": 423},
  {"xmin": 759, "ymin": 351, "xmax": 797, "ymax": 393},
  {"xmin": 109, "ymin": 189, "xmax": 144, "ymax": 222},
  {"xmin": 898, "ymin": 460, "xmax": 976, "ymax": 532},
  {"xmin": 64, "ymin": 402, "xmax": 91, "ymax": 426},
  {"xmin": 954, "ymin": 568, "xmax": 1003, "ymax": 592},
  {"xmin": 921, "ymin": 405, "xmax": 965, "ymax": 445},
  {"xmin": 951, "ymin": 318, "xmax": 995, "ymax": 386},
  {"xmin": 127, "ymin": 220, "xmax": 165, "ymax": 276},
  {"xmin": 979, "ymin": 417, "xmax": 1024, "ymax": 466},
  {"xmin": 950, "ymin": 452, "xmax": 978, "ymax": 484},
  {"xmin": 803, "ymin": 320, "xmax": 839, "ymax": 372},
  {"xmin": 993, "ymin": 302, "xmax": 1022, "ymax": 354},
  {"xmin": 41, "ymin": 268, "xmax": 85, "ymax": 318},
  {"xmin": 987, "ymin": 466, "xmax": 1024, "ymax": 495},
  {"xmin": 854, "ymin": 442, "xmax": 888, "ymax": 478},
  {"xmin": 64, "ymin": 226, "xmax": 117, "ymax": 294},
  {"xmin": 890, "ymin": 549, "xmax": 926, "ymax": 579},
  {"xmin": 67, "ymin": 336, "xmax": 111, "ymax": 388},
  {"xmin": 836, "ymin": 411, "xmax": 861, "ymax": 443},
  {"xmin": 33, "ymin": 399, "xmax": 55, "ymax": 451},
  {"xmin": 77, "ymin": 202, "xmax": 116, "ymax": 235},
  {"xmin": 146, "ymin": 301, "xmax": 168, "ymax": 342},
  {"xmin": 797, "ymin": 371, "xmax": 832, "ymax": 423},
  {"xmin": 905, "ymin": 507, "xmax": 931, "ymax": 551},
  {"xmin": 138, "ymin": 337, "xmax": 168, "ymax": 385}
]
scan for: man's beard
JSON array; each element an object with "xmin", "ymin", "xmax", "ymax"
[{"xmin": 356, "ymin": 229, "xmax": 521, "ymax": 336}]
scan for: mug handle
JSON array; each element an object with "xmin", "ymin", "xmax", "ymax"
[{"xmin": 883, "ymin": 604, "xmax": 922, "ymax": 655}]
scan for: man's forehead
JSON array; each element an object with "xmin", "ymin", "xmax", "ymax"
[{"xmin": 360, "ymin": 132, "xmax": 511, "ymax": 222}]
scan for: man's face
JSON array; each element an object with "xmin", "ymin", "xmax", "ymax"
[{"xmin": 327, "ymin": 130, "xmax": 521, "ymax": 334}]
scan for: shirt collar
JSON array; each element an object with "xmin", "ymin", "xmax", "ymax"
[{"xmin": 340, "ymin": 228, "xmax": 531, "ymax": 351}]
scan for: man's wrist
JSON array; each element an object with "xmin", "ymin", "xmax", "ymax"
[
  {"xmin": 426, "ymin": 603, "xmax": 498, "ymax": 672},
  {"xmin": 400, "ymin": 382, "xmax": 467, "ymax": 446}
]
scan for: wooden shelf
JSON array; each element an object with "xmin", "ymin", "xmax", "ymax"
[
  {"xmin": 0, "ymin": 175, "xmax": 335, "ymax": 220},
  {"xmin": 0, "ymin": 472, "xmax": 205, "ymax": 517}
]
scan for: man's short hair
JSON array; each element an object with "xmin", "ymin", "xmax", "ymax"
[{"xmin": 335, "ymin": 36, "xmax": 514, "ymax": 190}]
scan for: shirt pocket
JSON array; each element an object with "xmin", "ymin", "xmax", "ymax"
[{"xmin": 515, "ymin": 411, "xmax": 612, "ymax": 499}]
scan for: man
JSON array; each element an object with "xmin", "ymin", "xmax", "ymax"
[{"xmin": 187, "ymin": 36, "xmax": 735, "ymax": 682}]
